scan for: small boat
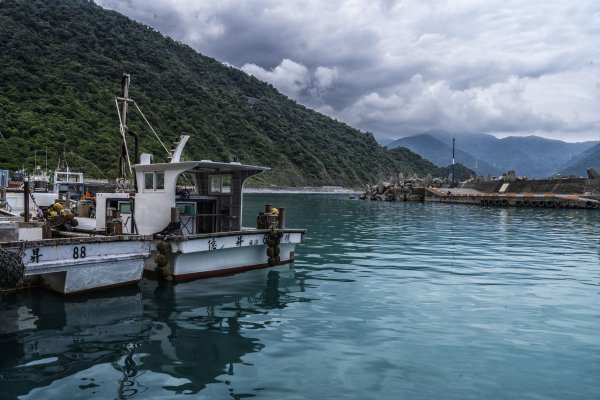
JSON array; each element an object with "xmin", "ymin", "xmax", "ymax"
[
  {"xmin": 3, "ymin": 151, "xmax": 87, "ymax": 215},
  {"xmin": 86, "ymin": 73, "xmax": 306, "ymax": 281},
  {"xmin": 0, "ymin": 219, "xmax": 151, "ymax": 294}
]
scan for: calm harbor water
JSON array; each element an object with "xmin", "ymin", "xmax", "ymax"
[{"xmin": 1, "ymin": 193, "xmax": 599, "ymax": 399}]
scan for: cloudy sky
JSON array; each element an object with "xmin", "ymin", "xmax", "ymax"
[{"xmin": 96, "ymin": 0, "xmax": 600, "ymax": 143}]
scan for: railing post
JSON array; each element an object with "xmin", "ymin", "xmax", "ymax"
[
  {"xmin": 277, "ymin": 207, "xmax": 285, "ymax": 229},
  {"xmin": 24, "ymin": 178, "xmax": 30, "ymax": 222}
]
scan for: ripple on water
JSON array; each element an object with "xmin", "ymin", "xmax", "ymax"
[{"xmin": 0, "ymin": 195, "xmax": 599, "ymax": 399}]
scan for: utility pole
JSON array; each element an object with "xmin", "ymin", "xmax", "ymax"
[{"xmin": 451, "ymin": 137, "xmax": 455, "ymax": 187}]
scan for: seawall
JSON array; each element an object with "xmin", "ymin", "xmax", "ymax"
[{"xmin": 463, "ymin": 178, "xmax": 600, "ymax": 195}]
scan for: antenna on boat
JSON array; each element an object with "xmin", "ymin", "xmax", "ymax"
[{"xmin": 58, "ymin": 145, "xmax": 70, "ymax": 173}]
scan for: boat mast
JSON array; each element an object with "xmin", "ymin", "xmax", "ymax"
[
  {"xmin": 114, "ymin": 73, "xmax": 183, "ymax": 191},
  {"xmin": 116, "ymin": 73, "xmax": 135, "ymax": 191},
  {"xmin": 58, "ymin": 145, "xmax": 70, "ymax": 173}
]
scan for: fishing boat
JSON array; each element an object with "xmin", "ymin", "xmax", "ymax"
[
  {"xmin": 0, "ymin": 219, "xmax": 151, "ymax": 294},
  {"xmin": 3, "ymin": 173, "xmax": 58, "ymax": 216},
  {"xmin": 83, "ymin": 73, "xmax": 306, "ymax": 281},
  {"xmin": 3, "ymin": 150, "xmax": 87, "ymax": 216}
]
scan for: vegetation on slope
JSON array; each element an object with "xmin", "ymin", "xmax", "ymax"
[{"xmin": 0, "ymin": 0, "xmax": 471, "ymax": 186}]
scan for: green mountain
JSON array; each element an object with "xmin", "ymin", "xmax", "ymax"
[
  {"xmin": 559, "ymin": 143, "xmax": 600, "ymax": 177},
  {"xmin": 0, "ymin": 0, "xmax": 469, "ymax": 186}
]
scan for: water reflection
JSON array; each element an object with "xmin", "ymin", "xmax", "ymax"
[
  {"xmin": 139, "ymin": 265, "xmax": 304, "ymax": 395},
  {"xmin": 0, "ymin": 265, "xmax": 306, "ymax": 399},
  {"xmin": 0, "ymin": 287, "xmax": 149, "ymax": 399}
]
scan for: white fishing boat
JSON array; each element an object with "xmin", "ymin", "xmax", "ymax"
[
  {"xmin": 3, "ymin": 149, "xmax": 87, "ymax": 216},
  {"xmin": 2, "ymin": 168, "xmax": 58, "ymax": 215},
  {"xmin": 84, "ymin": 73, "xmax": 306, "ymax": 281},
  {"xmin": 0, "ymin": 220, "xmax": 151, "ymax": 294}
]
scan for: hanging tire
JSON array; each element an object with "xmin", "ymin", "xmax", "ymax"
[{"xmin": 155, "ymin": 253, "xmax": 169, "ymax": 268}]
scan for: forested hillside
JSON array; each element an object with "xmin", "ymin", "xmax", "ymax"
[{"xmin": 0, "ymin": 0, "xmax": 469, "ymax": 186}]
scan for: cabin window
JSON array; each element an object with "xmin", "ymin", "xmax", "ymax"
[
  {"xmin": 118, "ymin": 202, "xmax": 132, "ymax": 214},
  {"xmin": 156, "ymin": 172, "xmax": 164, "ymax": 190},
  {"xmin": 210, "ymin": 175, "xmax": 231, "ymax": 193},
  {"xmin": 210, "ymin": 176, "xmax": 222, "ymax": 193},
  {"xmin": 144, "ymin": 173, "xmax": 154, "ymax": 190},
  {"xmin": 144, "ymin": 171, "xmax": 166, "ymax": 192}
]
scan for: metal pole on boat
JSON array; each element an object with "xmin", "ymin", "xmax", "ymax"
[
  {"xmin": 121, "ymin": 74, "xmax": 130, "ymax": 129},
  {"xmin": 23, "ymin": 178, "xmax": 30, "ymax": 222}
]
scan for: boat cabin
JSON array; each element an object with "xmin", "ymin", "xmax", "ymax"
[
  {"xmin": 29, "ymin": 167, "xmax": 51, "ymax": 192},
  {"xmin": 132, "ymin": 156, "xmax": 268, "ymax": 235},
  {"xmin": 94, "ymin": 153, "xmax": 268, "ymax": 236},
  {"xmin": 53, "ymin": 171, "xmax": 85, "ymax": 201}
]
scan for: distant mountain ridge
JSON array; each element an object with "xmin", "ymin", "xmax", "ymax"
[
  {"xmin": 559, "ymin": 142, "xmax": 600, "ymax": 176},
  {"xmin": 388, "ymin": 132, "xmax": 598, "ymax": 178}
]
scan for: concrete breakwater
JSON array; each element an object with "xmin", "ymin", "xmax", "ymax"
[{"xmin": 361, "ymin": 177, "xmax": 600, "ymax": 209}]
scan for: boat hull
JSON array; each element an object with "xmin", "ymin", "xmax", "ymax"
[
  {"xmin": 1, "ymin": 236, "xmax": 151, "ymax": 295},
  {"xmin": 146, "ymin": 229, "xmax": 305, "ymax": 281}
]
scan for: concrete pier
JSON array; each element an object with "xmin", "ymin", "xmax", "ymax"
[
  {"xmin": 360, "ymin": 177, "xmax": 600, "ymax": 209},
  {"xmin": 422, "ymin": 187, "xmax": 600, "ymax": 209}
]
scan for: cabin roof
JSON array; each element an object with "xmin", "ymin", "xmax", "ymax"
[{"xmin": 133, "ymin": 160, "xmax": 271, "ymax": 174}]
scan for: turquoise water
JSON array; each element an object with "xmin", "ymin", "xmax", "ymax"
[{"xmin": 1, "ymin": 193, "xmax": 599, "ymax": 399}]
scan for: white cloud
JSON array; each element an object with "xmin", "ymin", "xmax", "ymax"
[
  {"xmin": 242, "ymin": 59, "xmax": 311, "ymax": 97},
  {"xmin": 314, "ymin": 67, "xmax": 338, "ymax": 90}
]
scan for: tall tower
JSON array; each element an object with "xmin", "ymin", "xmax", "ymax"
[{"xmin": 451, "ymin": 137, "xmax": 455, "ymax": 187}]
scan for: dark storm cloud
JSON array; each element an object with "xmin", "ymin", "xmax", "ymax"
[{"xmin": 96, "ymin": 0, "xmax": 600, "ymax": 142}]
